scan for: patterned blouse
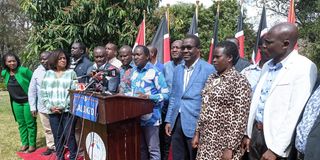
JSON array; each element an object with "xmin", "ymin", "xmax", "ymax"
[
  {"xmin": 40, "ymin": 69, "xmax": 77, "ymax": 114},
  {"xmin": 196, "ymin": 67, "xmax": 251, "ymax": 160}
]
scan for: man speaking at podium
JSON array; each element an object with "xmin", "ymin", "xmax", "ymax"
[
  {"xmin": 130, "ymin": 45, "xmax": 169, "ymax": 160},
  {"xmin": 86, "ymin": 46, "xmax": 120, "ymax": 94}
]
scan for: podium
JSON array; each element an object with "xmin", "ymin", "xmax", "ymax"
[{"xmin": 70, "ymin": 91, "xmax": 153, "ymax": 160}]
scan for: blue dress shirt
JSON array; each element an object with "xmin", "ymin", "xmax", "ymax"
[
  {"xmin": 28, "ymin": 65, "xmax": 48, "ymax": 113},
  {"xmin": 255, "ymin": 61, "xmax": 283, "ymax": 122},
  {"xmin": 241, "ymin": 63, "xmax": 262, "ymax": 92}
]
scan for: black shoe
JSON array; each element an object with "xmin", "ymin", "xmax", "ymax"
[{"xmin": 41, "ymin": 148, "xmax": 54, "ymax": 156}]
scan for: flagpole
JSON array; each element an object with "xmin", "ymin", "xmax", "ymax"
[
  {"xmin": 143, "ymin": 10, "xmax": 146, "ymax": 45},
  {"xmin": 217, "ymin": 0, "xmax": 220, "ymax": 15},
  {"xmin": 196, "ymin": 0, "xmax": 199, "ymax": 23},
  {"xmin": 166, "ymin": 3, "xmax": 170, "ymax": 32}
]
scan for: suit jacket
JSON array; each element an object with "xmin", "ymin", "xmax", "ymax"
[
  {"xmin": 74, "ymin": 56, "xmax": 93, "ymax": 83},
  {"xmin": 2, "ymin": 66, "xmax": 33, "ymax": 121},
  {"xmin": 165, "ymin": 59, "xmax": 215, "ymax": 138},
  {"xmin": 246, "ymin": 50, "xmax": 318, "ymax": 157},
  {"xmin": 87, "ymin": 63, "xmax": 120, "ymax": 93},
  {"xmin": 305, "ymin": 112, "xmax": 320, "ymax": 159}
]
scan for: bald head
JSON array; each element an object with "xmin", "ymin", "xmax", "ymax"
[
  {"xmin": 105, "ymin": 42, "xmax": 118, "ymax": 60},
  {"xmin": 93, "ymin": 46, "xmax": 107, "ymax": 67},
  {"xmin": 263, "ymin": 22, "xmax": 298, "ymax": 63},
  {"xmin": 269, "ymin": 22, "xmax": 298, "ymax": 50},
  {"xmin": 171, "ymin": 40, "xmax": 183, "ymax": 62},
  {"xmin": 147, "ymin": 45, "xmax": 158, "ymax": 62},
  {"xmin": 119, "ymin": 45, "xmax": 133, "ymax": 66},
  {"xmin": 172, "ymin": 40, "xmax": 183, "ymax": 46},
  {"xmin": 119, "ymin": 45, "xmax": 132, "ymax": 52}
]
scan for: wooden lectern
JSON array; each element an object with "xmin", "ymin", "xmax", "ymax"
[{"xmin": 70, "ymin": 91, "xmax": 153, "ymax": 160}]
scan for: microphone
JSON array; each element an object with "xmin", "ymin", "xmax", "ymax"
[
  {"xmin": 94, "ymin": 68, "xmax": 118, "ymax": 77},
  {"xmin": 84, "ymin": 75, "xmax": 103, "ymax": 91},
  {"xmin": 84, "ymin": 68, "xmax": 119, "ymax": 92},
  {"xmin": 76, "ymin": 74, "xmax": 91, "ymax": 80}
]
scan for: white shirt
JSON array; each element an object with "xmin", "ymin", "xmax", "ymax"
[
  {"xmin": 108, "ymin": 57, "xmax": 122, "ymax": 69},
  {"xmin": 183, "ymin": 58, "xmax": 200, "ymax": 92},
  {"xmin": 180, "ymin": 58, "xmax": 200, "ymax": 112}
]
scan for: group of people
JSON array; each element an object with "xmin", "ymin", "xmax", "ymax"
[{"xmin": 1, "ymin": 22, "xmax": 320, "ymax": 160}]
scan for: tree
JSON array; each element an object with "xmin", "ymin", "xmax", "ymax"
[
  {"xmin": 147, "ymin": 0, "xmax": 255, "ymax": 60},
  {"xmin": 256, "ymin": 0, "xmax": 320, "ymax": 68},
  {"xmin": 0, "ymin": 0, "xmax": 30, "ymax": 66},
  {"xmin": 18, "ymin": 0, "xmax": 159, "ymax": 69}
]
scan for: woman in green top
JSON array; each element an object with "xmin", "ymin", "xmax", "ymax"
[
  {"xmin": 1, "ymin": 53, "xmax": 37, "ymax": 153},
  {"xmin": 41, "ymin": 49, "xmax": 78, "ymax": 160}
]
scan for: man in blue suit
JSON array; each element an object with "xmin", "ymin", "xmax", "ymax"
[{"xmin": 165, "ymin": 34, "xmax": 216, "ymax": 160}]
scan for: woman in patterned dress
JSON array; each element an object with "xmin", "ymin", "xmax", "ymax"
[
  {"xmin": 192, "ymin": 41, "xmax": 251, "ymax": 160},
  {"xmin": 40, "ymin": 49, "xmax": 78, "ymax": 160}
]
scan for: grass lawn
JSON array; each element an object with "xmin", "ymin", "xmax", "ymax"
[{"xmin": 0, "ymin": 91, "xmax": 46, "ymax": 159}]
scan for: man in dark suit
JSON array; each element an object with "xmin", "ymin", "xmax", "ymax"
[
  {"xmin": 86, "ymin": 46, "xmax": 120, "ymax": 94},
  {"xmin": 70, "ymin": 42, "xmax": 92, "ymax": 83},
  {"xmin": 165, "ymin": 34, "xmax": 216, "ymax": 160}
]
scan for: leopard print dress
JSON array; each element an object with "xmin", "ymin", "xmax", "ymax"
[{"xmin": 196, "ymin": 67, "xmax": 251, "ymax": 160}]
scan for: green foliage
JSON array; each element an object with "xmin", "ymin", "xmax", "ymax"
[
  {"xmin": 257, "ymin": 0, "xmax": 320, "ymax": 68},
  {"xmin": 147, "ymin": 0, "xmax": 255, "ymax": 60},
  {"xmin": 296, "ymin": 0, "xmax": 320, "ymax": 68},
  {"xmin": 18, "ymin": 0, "xmax": 256, "ymax": 67},
  {"xmin": 0, "ymin": 82, "xmax": 5, "ymax": 91},
  {"xmin": 0, "ymin": 0, "xmax": 30, "ymax": 69},
  {"xmin": 18, "ymin": 0, "xmax": 159, "ymax": 69}
]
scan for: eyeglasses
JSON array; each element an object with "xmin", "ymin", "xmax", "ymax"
[{"xmin": 181, "ymin": 45, "xmax": 196, "ymax": 50}]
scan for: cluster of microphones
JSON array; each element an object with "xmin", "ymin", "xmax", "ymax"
[{"xmin": 77, "ymin": 68, "xmax": 118, "ymax": 93}]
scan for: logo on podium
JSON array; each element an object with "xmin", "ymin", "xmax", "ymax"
[{"xmin": 86, "ymin": 132, "xmax": 106, "ymax": 160}]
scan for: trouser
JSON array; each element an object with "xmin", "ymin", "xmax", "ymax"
[
  {"xmin": 12, "ymin": 101, "xmax": 37, "ymax": 147},
  {"xmin": 248, "ymin": 121, "xmax": 287, "ymax": 160},
  {"xmin": 49, "ymin": 112, "xmax": 78, "ymax": 160},
  {"xmin": 39, "ymin": 112, "xmax": 55, "ymax": 149},
  {"xmin": 296, "ymin": 151, "xmax": 304, "ymax": 160},
  {"xmin": 160, "ymin": 102, "xmax": 171, "ymax": 160},
  {"xmin": 141, "ymin": 126, "xmax": 161, "ymax": 160},
  {"xmin": 171, "ymin": 115, "xmax": 197, "ymax": 160},
  {"xmin": 75, "ymin": 117, "xmax": 84, "ymax": 156}
]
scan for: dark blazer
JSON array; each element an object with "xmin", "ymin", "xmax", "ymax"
[
  {"xmin": 74, "ymin": 56, "xmax": 92, "ymax": 83},
  {"xmin": 87, "ymin": 63, "xmax": 120, "ymax": 93}
]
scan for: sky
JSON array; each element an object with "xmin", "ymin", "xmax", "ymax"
[{"xmin": 159, "ymin": 0, "xmax": 287, "ymax": 30}]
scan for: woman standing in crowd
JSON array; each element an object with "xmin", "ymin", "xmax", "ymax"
[
  {"xmin": 192, "ymin": 41, "xmax": 251, "ymax": 160},
  {"xmin": 40, "ymin": 49, "xmax": 78, "ymax": 160},
  {"xmin": 1, "ymin": 53, "xmax": 37, "ymax": 153}
]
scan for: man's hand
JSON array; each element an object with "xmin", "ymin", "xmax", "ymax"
[
  {"xmin": 31, "ymin": 111, "xmax": 37, "ymax": 117},
  {"xmin": 50, "ymin": 107, "xmax": 62, "ymax": 114},
  {"xmin": 191, "ymin": 131, "xmax": 199, "ymax": 148},
  {"xmin": 136, "ymin": 92, "xmax": 149, "ymax": 99},
  {"xmin": 241, "ymin": 136, "xmax": 251, "ymax": 153},
  {"xmin": 261, "ymin": 149, "xmax": 277, "ymax": 160},
  {"xmin": 222, "ymin": 148, "xmax": 233, "ymax": 160},
  {"xmin": 165, "ymin": 123, "xmax": 172, "ymax": 136}
]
